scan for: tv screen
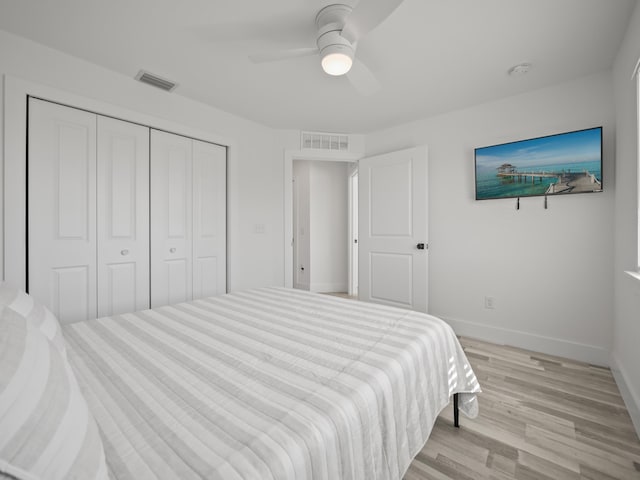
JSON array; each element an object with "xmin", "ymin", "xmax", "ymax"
[{"xmin": 474, "ymin": 127, "xmax": 603, "ymax": 200}]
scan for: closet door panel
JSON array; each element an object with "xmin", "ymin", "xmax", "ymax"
[
  {"xmin": 104, "ymin": 263, "xmax": 137, "ymax": 313},
  {"xmin": 52, "ymin": 266, "xmax": 91, "ymax": 323},
  {"xmin": 193, "ymin": 140, "xmax": 227, "ymax": 298},
  {"xmin": 151, "ymin": 130, "xmax": 193, "ymax": 308},
  {"xmin": 28, "ymin": 99, "xmax": 97, "ymax": 323},
  {"xmin": 167, "ymin": 259, "xmax": 189, "ymax": 304},
  {"xmin": 97, "ymin": 116, "xmax": 150, "ymax": 317}
]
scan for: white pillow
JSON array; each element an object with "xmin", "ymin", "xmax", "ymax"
[
  {"xmin": 0, "ymin": 282, "xmax": 67, "ymax": 358},
  {"xmin": 0, "ymin": 308, "xmax": 108, "ymax": 480}
]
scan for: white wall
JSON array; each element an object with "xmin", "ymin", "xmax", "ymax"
[
  {"xmin": 0, "ymin": 29, "xmax": 290, "ymax": 292},
  {"xmin": 365, "ymin": 71, "xmax": 616, "ymax": 366},
  {"xmin": 309, "ymin": 161, "xmax": 349, "ymax": 292},
  {"xmin": 612, "ymin": 0, "xmax": 640, "ymax": 436}
]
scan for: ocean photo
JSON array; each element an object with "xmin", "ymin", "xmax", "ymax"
[{"xmin": 475, "ymin": 128, "xmax": 602, "ymax": 200}]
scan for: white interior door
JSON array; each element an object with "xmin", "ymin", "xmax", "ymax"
[
  {"xmin": 358, "ymin": 146, "xmax": 428, "ymax": 312},
  {"xmin": 151, "ymin": 130, "xmax": 193, "ymax": 307},
  {"xmin": 97, "ymin": 116, "xmax": 150, "ymax": 316},
  {"xmin": 28, "ymin": 98, "xmax": 98, "ymax": 323},
  {"xmin": 192, "ymin": 139, "xmax": 227, "ymax": 298}
]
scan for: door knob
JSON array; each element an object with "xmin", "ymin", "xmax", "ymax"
[
  {"xmin": 417, "ymin": 243, "xmax": 425, "ymax": 250},
  {"xmin": 120, "ymin": 249, "xmax": 129, "ymax": 256},
  {"xmin": 169, "ymin": 247, "xmax": 176, "ymax": 253}
]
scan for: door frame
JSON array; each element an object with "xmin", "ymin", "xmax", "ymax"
[
  {"xmin": 283, "ymin": 149, "xmax": 362, "ymax": 289},
  {"xmin": 2, "ymin": 75, "xmax": 234, "ymax": 289}
]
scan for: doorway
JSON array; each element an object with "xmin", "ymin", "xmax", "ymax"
[
  {"xmin": 283, "ymin": 146, "xmax": 428, "ymax": 311},
  {"xmin": 291, "ymin": 159, "xmax": 354, "ymax": 294}
]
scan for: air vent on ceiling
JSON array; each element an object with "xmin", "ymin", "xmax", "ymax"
[
  {"xmin": 301, "ymin": 131, "xmax": 349, "ymax": 151},
  {"xmin": 135, "ymin": 70, "xmax": 178, "ymax": 92}
]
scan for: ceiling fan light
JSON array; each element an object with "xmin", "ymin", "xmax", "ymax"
[
  {"xmin": 322, "ymin": 52, "xmax": 353, "ymax": 76},
  {"xmin": 320, "ymin": 43, "xmax": 354, "ymax": 76}
]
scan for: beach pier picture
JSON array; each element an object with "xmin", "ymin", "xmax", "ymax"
[{"xmin": 475, "ymin": 127, "xmax": 602, "ymax": 200}]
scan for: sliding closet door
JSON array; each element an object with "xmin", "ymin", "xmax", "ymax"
[
  {"xmin": 192, "ymin": 140, "xmax": 226, "ymax": 298},
  {"xmin": 150, "ymin": 130, "xmax": 193, "ymax": 307},
  {"xmin": 28, "ymin": 98, "xmax": 97, "ymax": 323},
  {"xmin": 97, "ymin": 117, "xmax": 150, "ymax": 317}
]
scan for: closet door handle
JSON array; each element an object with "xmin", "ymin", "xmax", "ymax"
[{"xmin": 120, "ymin": 249, "xmax": 129, "ymax": 256}]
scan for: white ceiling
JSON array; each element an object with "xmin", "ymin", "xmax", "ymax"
[{"xmin": 0, "ymin": 0, "xmax": 636, "ymax": 133}]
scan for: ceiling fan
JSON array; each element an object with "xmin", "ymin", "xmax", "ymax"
[{"xmin": 249, "ymin": 0, "xmax": 405, "ymax": 95}]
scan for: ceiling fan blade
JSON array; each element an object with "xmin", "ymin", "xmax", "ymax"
[
  {"xmin": 341, "ymin": 0, "xmax": 405, "ymax": 44},
  {"xmin": 249, "ymin": 47, "xmax": 319, "ymax": 64},
  {"xmin": 346, "ymin": 58, "xmax": 381, "ymax": 96}
]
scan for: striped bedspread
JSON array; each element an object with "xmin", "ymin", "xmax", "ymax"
[{"xmin": 63, "ymin": 287, "xmax": 480, "ymax": 480}]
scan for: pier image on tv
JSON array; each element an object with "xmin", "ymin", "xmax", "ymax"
[{"xmin": 474, "ymin": 127, "xmax": 603, "ymax": 200}]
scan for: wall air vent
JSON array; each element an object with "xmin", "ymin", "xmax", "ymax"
[
  {"xmin": 135, "ymin": 70, "xmax": 178, "ymax": 92},
  {"xmin": 301, "ymin": 131, "xmax": 349, "ymax": 151}
]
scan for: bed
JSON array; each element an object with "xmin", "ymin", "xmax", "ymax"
[{"xmin": 1, "ymin": 286, "xmax": 480, "ymax": 480}]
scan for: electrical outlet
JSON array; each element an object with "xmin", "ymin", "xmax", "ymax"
[{"xmin": 484, "ymin": 296, "xmax": 495, "ymax": 309}]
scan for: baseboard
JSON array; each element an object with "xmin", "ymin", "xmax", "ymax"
[
  {"xmin": 610, "ymin": 353, "xmax": 640, "ymax": 440},
  {"xmin": 439, "ymin": 315, "xmax": 610, "ymax": 367}
]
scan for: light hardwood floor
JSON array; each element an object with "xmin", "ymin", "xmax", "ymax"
[{"xmin": 405, "ymin": 337, "xmax": 640, "ymax": 480}]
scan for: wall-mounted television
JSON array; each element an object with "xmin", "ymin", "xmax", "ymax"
[{"xmin": 474, "ymin": 127, "xmax": 603, "ymax": 200}]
